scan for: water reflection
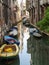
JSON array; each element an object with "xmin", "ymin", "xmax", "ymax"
[
  {"xmin": 19, "ymin": 23, "xmax": 49, "ymax": 65},
  {"xmin": 19, "ymin": 25, "xmax": 31, "ymax": 65},
  {"xmin": 27, "ymin": 33, "xmax": 49, "ymax": 65},
  {"xmin": 1, "ymin": 22, "xmax": 49, "ymax": 65},
  {"xmin": 0, "ymin": 55, "xmax": 20, "ymax": 65}
]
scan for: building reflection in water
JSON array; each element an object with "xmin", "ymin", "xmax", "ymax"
[
  {"xmin": 27, "ymin": 34, "xmax": 49, "ymax": 65},
  {"xmin": 17, "ymin": 22, "xmax": 23, "ymax": 52},
  {"xmin": 19, "ymin": 25, "xmax": 31, "ymax": 65},
  {"xmin": 0, "ymin": 55, "xmax": 20, "ymax": 65}
]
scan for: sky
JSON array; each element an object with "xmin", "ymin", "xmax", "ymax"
[{"xmin": 18, "ymin": 0, "xmax": 26, "ymax": 6}]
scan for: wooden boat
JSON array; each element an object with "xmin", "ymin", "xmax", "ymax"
[
  {"xmin": 4, "ymin": 36, "xmax": 20, "ymax": 46},
  {"xmin": 0, "ymin": 44, "xmax": 19, "ymax": 59},
  {"xmin": 33, "ymin": 32, "xmax": 42, "ymax": 38}
]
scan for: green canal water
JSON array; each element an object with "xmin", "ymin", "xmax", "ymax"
[{"xmin": 0, "ymin": 26, "xmax": 49, "ymax": 65}]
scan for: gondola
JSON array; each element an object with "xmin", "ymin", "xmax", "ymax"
[
  {"xmin": 0, "ymin": 44, "xmax": 19, "ymax": 59},
  {"xmin": 4, "ymin": 36, "xmax": 20, "ymax": 46}
]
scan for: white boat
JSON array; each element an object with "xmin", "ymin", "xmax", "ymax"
[
  {"xmin": 9, "ymin": 29, "xmax": 18, "ymax": 36},
  {"xmin": 14, "ymin": 26, "xmax": 18, "ymax": 28},
  {"xmin": 29, "ymin": 28, "xmax": 38, "ymax": 34},
  {"xmin": 33, "ymin": 32, "xmax": 42, "ymax": 38}
]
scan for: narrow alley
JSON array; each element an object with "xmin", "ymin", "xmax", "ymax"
[{"xmin": 0, "ymin": 0, "xmax": 49, "ymax": 65}]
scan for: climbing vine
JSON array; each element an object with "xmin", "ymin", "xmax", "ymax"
[{"xmin": 37, "ymin": 7, "xmax": 49, "ymax": 33}]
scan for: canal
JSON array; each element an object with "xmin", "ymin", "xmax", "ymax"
[{"xmin": 0, "ymin": 23, "xmax": 49, "ymax": 65}]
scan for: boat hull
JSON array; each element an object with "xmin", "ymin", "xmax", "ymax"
[
  {"xmin": 33, "ymin": 32, "xmax": 42, "ymax": 38},
  {"xmin": 0, "ymin": 55, "xmax": 19, "ymax": 60},
  {"xmin": 4, "ymin": 36, "xmax": 20, "ymax": 46},
  {"xmin": 0, "ymin": 44, "xmax": 19, "ymax": 59}
]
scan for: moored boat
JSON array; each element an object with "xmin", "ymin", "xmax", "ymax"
[
  {"xmin": 4, "ymin": 36, "xmax": 20, "ymax": 46},
  {"xmin": 33, "ymin": 32, "xmax": 42, "ymax": 38},
  {"xmin": 10, "ymin": 26, "xmax": 18, "ymax": 31},
  {"xmin": 29, "ymin": 28, "xmax": 39, "ymax": 34},
  {"xmin": 9, "ymin": 29, "xmax": 18, "ymax": 36},
  {"xmin": 0, "ymin": 44, "xmax": 19, "ymax": 59},
  {"xmin": 6, "ymin": 26, "xmax": 18, "ymax": 35}
]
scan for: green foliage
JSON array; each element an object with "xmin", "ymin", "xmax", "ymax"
[
  {"xmin": 44, "ymin": 7, "xmax": 49, "ymax": 15},
  {"xmin": 37, "ymin": 7, "xmax": 49, "ymax": 33},
  {"xmin": 45, "ymin": 27, "xmax": 49, "ymax": 33}
]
